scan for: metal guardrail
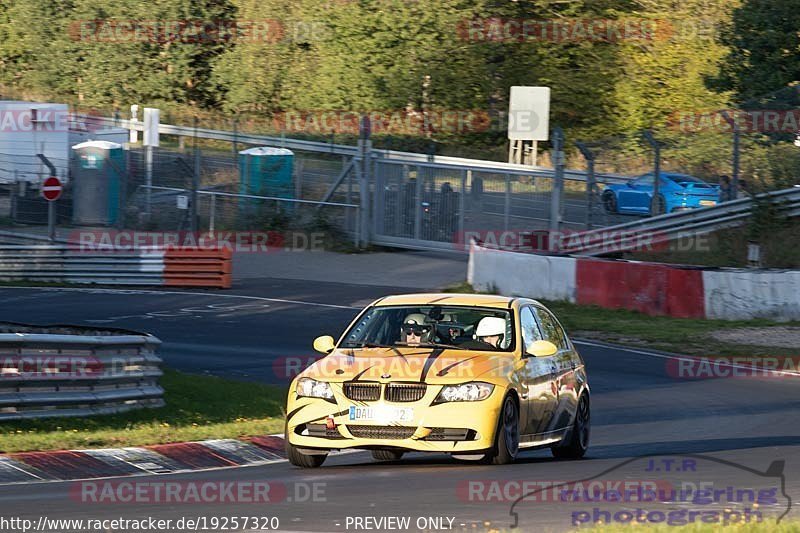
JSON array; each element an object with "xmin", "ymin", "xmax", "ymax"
[
  {"xmin": 0, "ymin": 230, "xmax": 68, "ymax": 245},
  {"xmin": 559, "ymin": 186, "xmax": 800, "ymax": 255},
  {"xmin": 0, "ymin": 245, "xmax": 232, "ymax": 287},
  {"xmin": 0, "ymin": 246, "xmax": 167, "ymax": 285},
  {"xmin": 0, "ymin": 323, "xmax": 163, "ymax": 421}
]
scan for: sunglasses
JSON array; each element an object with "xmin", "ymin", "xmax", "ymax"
[{"xmin": 403, "ymin": 325, "xmax": 431, "ymax": 335}]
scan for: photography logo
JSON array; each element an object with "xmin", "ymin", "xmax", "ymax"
[{"xmin": 508, "ymin": 454, "xmax": 790, "ymax": 528}]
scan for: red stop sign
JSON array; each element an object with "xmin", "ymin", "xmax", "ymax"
[{"xmin": 41, "ymin": 176, "xmax": 62, "ymax": 201}]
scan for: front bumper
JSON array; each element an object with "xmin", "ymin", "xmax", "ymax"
[{"xmin": 286, "ymin": 383, "xmax": 505, "ymax": 453}]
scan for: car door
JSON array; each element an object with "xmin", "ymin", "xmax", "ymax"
[
  {"xmin": 517, "ymin": 306, "xmax": 558, "ymax": 437},
  {"xmin": 618, "ymin": 174, "xmax": 653, "ymax": 213},
  {"xmin": 533, "ymin": 306, "xmax": 580, "ymax": 432}
]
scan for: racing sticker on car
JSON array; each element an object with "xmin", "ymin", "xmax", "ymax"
[{"xmin": 349, "ymin": 405, "xmax": 413, "ymax": 423}]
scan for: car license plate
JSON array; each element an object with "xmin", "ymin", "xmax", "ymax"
[
  {"xmin": 700, "ymin": 200, "xmax": 717, "ymax": 206},
  {"xmin": 349, "ymin": 405, "xmax": 413, "ymax": 422}
]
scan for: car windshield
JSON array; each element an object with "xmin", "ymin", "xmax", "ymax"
[{"xmin": 340, "ymin": 305, "xmax": 515, "ymax": 351}]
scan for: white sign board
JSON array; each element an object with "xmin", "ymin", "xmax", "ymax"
[
  {"xmin": 508, "ymin": 87, "xmax": 550, "ymax": 141},
  {"xmin": 143, "ymin": 107, "xmax": 160, "ymax": 147},
  {"xmin": 176, "ymin": 195, "xmax": 189, "ymax": 210}
]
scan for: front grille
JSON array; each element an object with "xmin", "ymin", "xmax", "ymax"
[
  {"xmin": 303, "ymin": 423, "xmax": 347, "ymax": 439},
  {"xmin": 347, "ymin": 425, "xmax": 416, "ymax": 439},
  {"xmin": 424, "ymin": 428, "xmax": 475, "ymax": 441},
  {"xmin": 385, "ymin": 383, "xmax": 426, "ymax": 402},
  {"xmin": 343, "ymin": 382, "xmax": 381, "ymax": 401}
]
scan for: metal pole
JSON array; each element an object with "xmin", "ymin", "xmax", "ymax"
[
  {"xmin": 549, "ymin": 127, "xmax": 564, "ymax": 251},
  {"xmin": 414, "ymin": 166, "xmax": 423, "ymax": 240},
  {"xmin": 576, "ymin": 142, "xmax": 596, "ymax": 229},
  {"xmin": 209, "ymin": 193, "xmax": 216, "ymax": 234},
  {"xmin": 192, "ymin": 148, "xmax": 200, "ymax": 233},
  {"xmin": 459, "ymin": 169, "xmax": 466, "ymax": 246},
  {"xmin": 145, "ymin": 145, "xmax": 153, "ymax": 217},
  {"xmin": 47, "ymin": 200, "xmax": 55, "ymax": 241},
  {"xmin": 358, "ymin": 115, "xmax": 372, "ymax": 248},
  {"xmin": 720, "ymin": 110, "xmax": 740, "ymax": 201},
  {"xmin": 504, "ymin": 173, "xmax": 511, "ymax": 231},
  {"xmin": 643, "ymin": 131, "xmax": 661, "ymax": 215},
  {"xmin": 232, "ymin": 118, "xmax": 239, "ymax": 167}
]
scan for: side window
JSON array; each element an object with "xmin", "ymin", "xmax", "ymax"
[
  {"xmin": 634, "ymin": 174, "xmax": 654, "ymax": 187},
  {"xmin": 535, "ymin": 307, "xmax": 568, "ymax": 351},
  {"xmin": 520, "ymin": 307, "xmax": 543, "ymax": 350}
]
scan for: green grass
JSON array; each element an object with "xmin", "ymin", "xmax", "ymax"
[
  {"xmin": 0, "ymin": 369, "xmax": 287, "ymax": 453},
  {"xmin": 443, "ymin": 282, "xmax": 800, "ymax": 356}
]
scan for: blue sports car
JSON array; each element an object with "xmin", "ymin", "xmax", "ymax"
[{"xmin": 602, "ymin": 172, "xmax": 721, "ymax": 215}]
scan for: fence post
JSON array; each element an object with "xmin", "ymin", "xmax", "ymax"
[
  {"xmin": 720, "ymin": 110, "xmax": 740, "ymax": 201},
  {"xmin": 192, "ymin": 148, "xmax": 200, "ymax": 233},
  {"xmin": 643, "ymin": 131, "xmax": 662, "ymax": 215},
  {"xmin": 549, "ymin": 127, "xmax": 565, "ymax": 251},
  {"xmin": 576, "ymin": 142, "xmax": 596, "ymax": 229},
  {"xmin": 357, "ymin": 115, "xmax": 372, "ymax": 248},
  {"xmin": 504, "ymin": 173, "xmax": 511, "ymax": 231},
  {"xmin": 209, "ymin": 193, "xmax": 216, "ymax": 234},
  {"xmin": 459, "ymin": 169, "xmax": 466, "ymax": 246},
  {"xmin": 232, "ymin": 118, "xmax": 239, "ymax": 168}
]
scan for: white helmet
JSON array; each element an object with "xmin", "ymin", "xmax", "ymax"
[
  {"xmin": 475, "ymin": 316, "xmax": 506, "ymax": 338},
  {"xmin": 403, "ymin": 313, "xmax": 428, "ymax": 326}
]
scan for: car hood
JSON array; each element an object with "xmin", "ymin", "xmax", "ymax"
[{"xmin": 299, "ymin": 347, "xmax": 518, "ymax": 384}]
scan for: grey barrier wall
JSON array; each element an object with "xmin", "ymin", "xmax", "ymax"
[
  {"xmin": 0, "ymin": 245, "xmax": 167, "ymax": 285},
  {"xmin": 0, "ymin": 323, "xmax": 163, "ymax": 420}
]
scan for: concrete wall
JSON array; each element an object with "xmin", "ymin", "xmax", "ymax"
[{"xmin": 469, "ymin": 241, "xmax": 800, "ymax": 321}]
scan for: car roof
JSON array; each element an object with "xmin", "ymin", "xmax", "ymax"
[{"xmin": 374, "ymin": 293, "xmax": 517, "ymax": 309}]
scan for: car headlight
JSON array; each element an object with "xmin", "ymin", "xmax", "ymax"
[
  {"xmin": 296, "ymin": 378, "xmax": 334, "ymax": 400},
  {"xmin": 435, "ymin": 382, "xmax": 494, "ymax": 403}
]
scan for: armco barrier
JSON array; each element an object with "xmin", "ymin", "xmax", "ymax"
[
  {"xmin": 0, "ymin": 323, "xmax": 163, "ymax": 420},
  {"xmin": 468, "ymin": 240, "xmax": 800, "ymax": 320},
  {"xmin": 0, "ymin": 245, "xmax": 232, "ymax": 288}
]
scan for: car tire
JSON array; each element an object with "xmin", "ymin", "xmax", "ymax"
[
  {"xmin": 285, "ymin": 424, "xmax": 327, "ymax": 468},
  {"xmin": 483, "ymin": 395, "xmax": 520, "ymax": 465},
  {"xmin": 552, "ymin": 394, "xmax": 590, "ymax": 460},
  {"xmin": 371, "ymin": 449, "xmax": 405, "ymax": 462},
  {"xmin": 286, "ymin": 441, "xmax": 327, "ymax": 468},
  {"xmin": 602, "ymin": 192, "xmax": 617, "ymax": 213}
]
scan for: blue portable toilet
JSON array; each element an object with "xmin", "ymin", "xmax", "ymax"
[
  {"xmin": 70, "ymin": 140, "xmax": 125, "ymax": 225},
  {"xmin": 238, "ymin": 147, "xmax": 294, "ymax": 199}
]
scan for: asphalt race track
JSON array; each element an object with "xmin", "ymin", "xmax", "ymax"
[{"xmin": 0, "ymin": 284, "xmax": 799, "ymax": 531}]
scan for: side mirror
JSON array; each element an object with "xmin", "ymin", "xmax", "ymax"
[
  {"xmin": 313, "ymin": 335, "xmax": 335, "ymax": 354},
  {"xmin": 525, "ymin": 340, "xmax": 558, "ymax": 358},
  {"xmin": 627, "ymin": 182, "xmax": 636, "ymax": 189}
]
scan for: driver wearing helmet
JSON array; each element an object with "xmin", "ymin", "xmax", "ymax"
[
  {"xmin": 459, "ymin": 316, "xmax": 506, "ymax": 351},
  {"xmin": 400, "ymin": 313, "xmax": 433, "ymax": 346}
]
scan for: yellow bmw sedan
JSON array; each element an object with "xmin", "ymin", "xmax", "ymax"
[{"xmin": 285, "ymin": 293, "xmax": 590, "ymax": 467}]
